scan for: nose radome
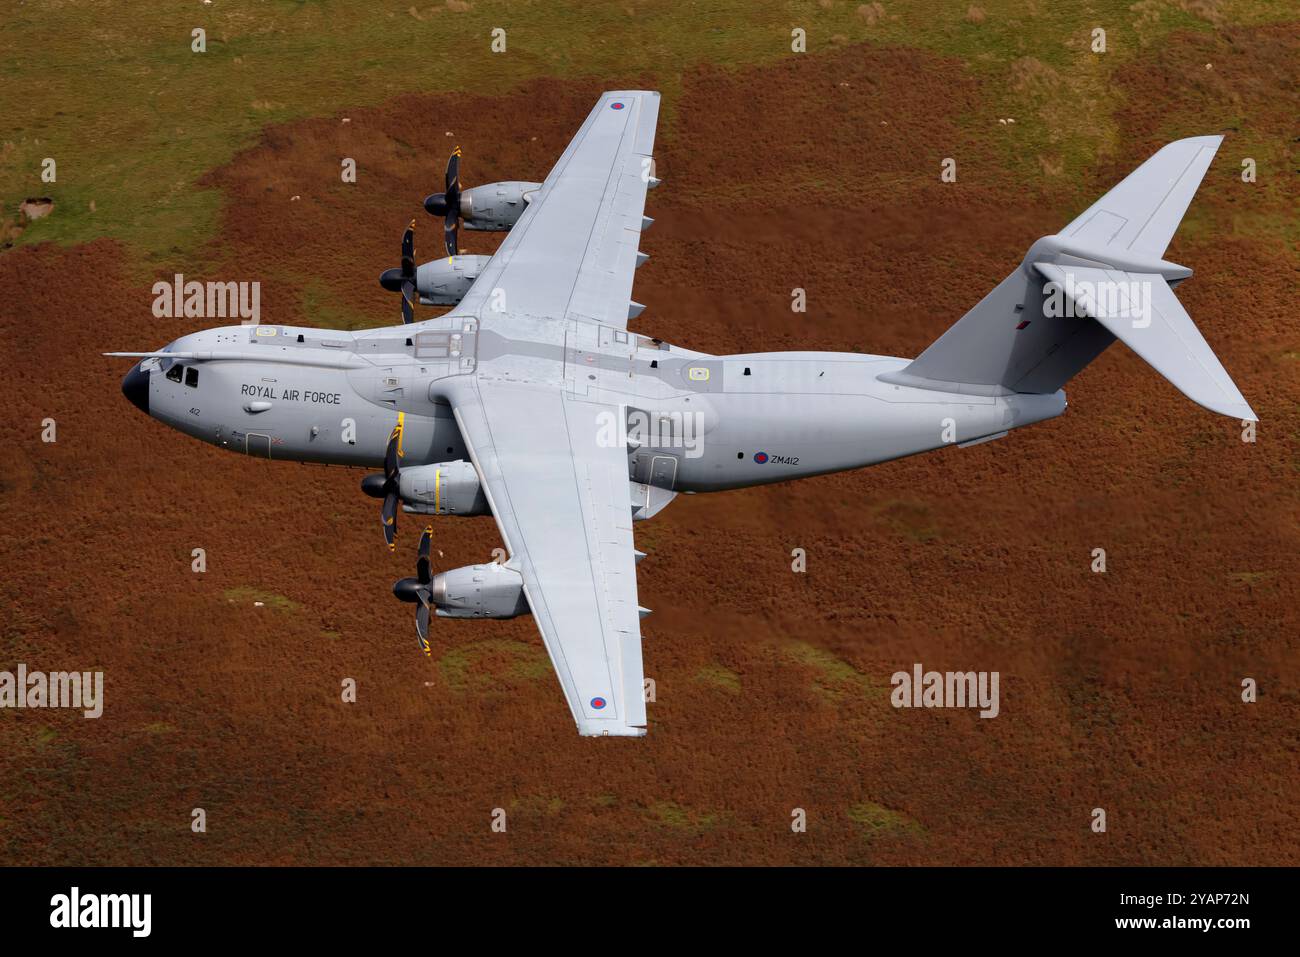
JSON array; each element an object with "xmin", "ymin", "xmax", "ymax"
[{"xmin": 121, "ymin": 362, "xmax": 150, "ymax": 415}]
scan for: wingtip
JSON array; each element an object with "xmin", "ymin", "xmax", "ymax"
[
  {"xmin": 578, "ymin": 722, "xmax": 647, "ymax": 738},
  {"xmin": 1157, "ymin": 134, "xmax": 1223, "ymax": 156},
  {"xmin": 1182, "ymin": 133, "xmax": 1225, "ymax": 151},
  {"xmin": 1203, "ymin": 398, "xmax": 1257, "ymax": 423}
]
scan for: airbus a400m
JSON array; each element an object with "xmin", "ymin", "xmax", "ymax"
[{"xmin": 111, "ymin": 92, "xmax": 1253, "ymax": 737}]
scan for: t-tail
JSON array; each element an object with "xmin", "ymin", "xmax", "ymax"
[{"xmin": 882, "ymin": 135, "xmax": 1256, "ymax": 421}]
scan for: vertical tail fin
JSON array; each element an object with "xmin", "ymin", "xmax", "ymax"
[{"xmin": 884, "ymin": 136, "xmax": 1255, "ymax": 420}]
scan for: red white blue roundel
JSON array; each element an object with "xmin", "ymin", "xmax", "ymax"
[
  {"xmin": 610, "ymin": 102, "xmax": 625, "ymax": 110},
  {"xmin": 590, "ymin": 696, "xmax": 607, "ymax": 710},
  {"xmin": 753, "ymin": 451, "xmax": 769, "ymax": 464}
]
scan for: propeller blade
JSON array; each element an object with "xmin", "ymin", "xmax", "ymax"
[
  {"xmin": 416, "ymin": 526, "xmax": 432, "ymax": 584},
  {"xmin": 444, "ymin": 216, "xmax": 458, "ymax": 258},
  {"xmin": 445, "ymin": 147, "xmax": 461, "ymax": 202},
  {"xmin": 384, "ymin": 425, "xmax": 401, "ymax": 479},
  {"xmin": 382, "ymin": 491, "xmax": 398, "ymax": 551},
  {"xmin": 401, "ymin": 220, "xmax": 416, "ymax": 278},
  {"xmin": 444, "ymin": 148, "xmax": 461, "ymax": 257},
  {"xmin": 401, "ymin": 281, "xmax": 415, "ymax": 324},
  {"xmin": 398, "ymin": 218, "xmax": 418, "ymax": 323},
  {"xmin": 415, "ymin": 601, "xmax": 431, "ymax": 650}
]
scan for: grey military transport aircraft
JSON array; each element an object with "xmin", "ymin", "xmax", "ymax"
[{"xmin": 110, "ymin": 91, "xmax": 1255, "ymax": 737}]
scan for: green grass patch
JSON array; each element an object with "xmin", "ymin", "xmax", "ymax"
[
  {"xmin": 302, "ymin": 279, "xmax": 377, "ymax": 331},
  {"xmin": 645, "ymin": 800, "xmax": 721, "ymax": 833},
  {"xmin": 222, "ymin": 586, "xmax": 300, "ymax": 612},
  {"xmin": 33, "ymin": 726, "xmax": 58, "ymax": 747},
  {"xmin": 438, "ymin": 638, "xmax": 550, "ymax": 693},
  {"xmin": 873, "ymin": 499, "xmax": 941, "ymax": 543},
  {"xmin": 784, "ymin": 641, "xmax": 876, "ymax": 703},
  {"xmin": 6, "ymin": 0, "xmax": 1290, "ymax": 262},
  {"xmin": 694, "ymin": 664, "xmax": 742, "ymax": 694},
  {"xmin": 511, "ymin": 795, "xmax": 566, "ymax": 818},
  {"xmin": 1228, "ymin": 570, "xmax": 1276, "ymax": 586},
  {"xmin": 848, "ymin": 801, "xmax": 925, "ymax": 838}
]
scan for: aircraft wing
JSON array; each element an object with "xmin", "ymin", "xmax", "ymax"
[
  {"xmin": 447, "ymin": 90, "xmax": 659, "ymax": 329},
  {"xmin": 448, "ymin": 378, "xmax": 647, "ymax": 737}
]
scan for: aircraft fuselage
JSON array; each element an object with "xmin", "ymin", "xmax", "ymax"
[{"xmin": 122, "ymin": 314, "xmax": 1067, "ymax": 494}]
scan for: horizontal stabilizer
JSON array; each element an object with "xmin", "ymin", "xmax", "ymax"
[
  {"xmin": 1034, "ymin": 264, "xmax": 1256, "ymax": 421},
  {"xmin": 1062, "ymin": 135, "xmax": 1222, "ymax": 256}
]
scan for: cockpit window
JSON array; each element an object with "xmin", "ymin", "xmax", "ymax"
[
  {"xmin": 184, "ymin": 367, "xmax": 199, "ymax": 388},
  {"xmin": 166, "ymin": 364, "xmax": 183, "ymax": 383}
]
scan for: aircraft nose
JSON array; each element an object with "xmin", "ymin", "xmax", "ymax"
[{"xmin": 121, "ymin": 362, "xmax": 150, "ymax": 415}]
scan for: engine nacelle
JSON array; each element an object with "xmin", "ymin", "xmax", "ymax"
[
  {"xmin": 415, "ymin": 255, "xmax": 491, "ymax": 306},
  {"xmin": 462, "ymin": 181, "xmax": 541, "ymax": 231},
  {"xmin": 431, "ymin": 563, "xmax": 529, "ymax": 619},
  {"xmin": 398, "ymin": 460, "xmax": 489, "ymax": 516}
]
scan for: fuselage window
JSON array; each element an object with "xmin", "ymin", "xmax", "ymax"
[
  {"xmin": 166, "ymin": 364, "xmax": 183, "ymax": 383},
  {"xmin": 185, "ymin": 367, "xmax": 199, "ymax": 388}
]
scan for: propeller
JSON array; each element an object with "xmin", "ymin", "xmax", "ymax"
[
  {"xmin": 423, "ymin": 146, "xmax": 462, "ymax": 257},
  {"xmin": 360, "ymin": 415, "xmax": 404, "ymax": 551},
  {"xmin": 377, "ymin": 220, "xmax": 419, "ymax": 324},
  {"xmin": 392, "ymin": 526, "xmax": 435, "ymax": 655}
]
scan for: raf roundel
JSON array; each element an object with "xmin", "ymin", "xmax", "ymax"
[
  {"xmin": 610, "ymin": 101, "xmax": 625, "ymax": 110},
  {"xmin": 590, "ymin": 696, "xmax": 607, "ymax": 710},
  {"xmin": 753, "ymin": 451, "xmax": 769, "ymax": 464}
]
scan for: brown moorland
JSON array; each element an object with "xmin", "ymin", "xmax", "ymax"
[{"xmin": 1, "ymin": 33, "xmax": 1296, "ymax": 865}]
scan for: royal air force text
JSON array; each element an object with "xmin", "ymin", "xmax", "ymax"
[{"xmin": 239, "ymin": 383, "xmax": 342, "ymax": 405}]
